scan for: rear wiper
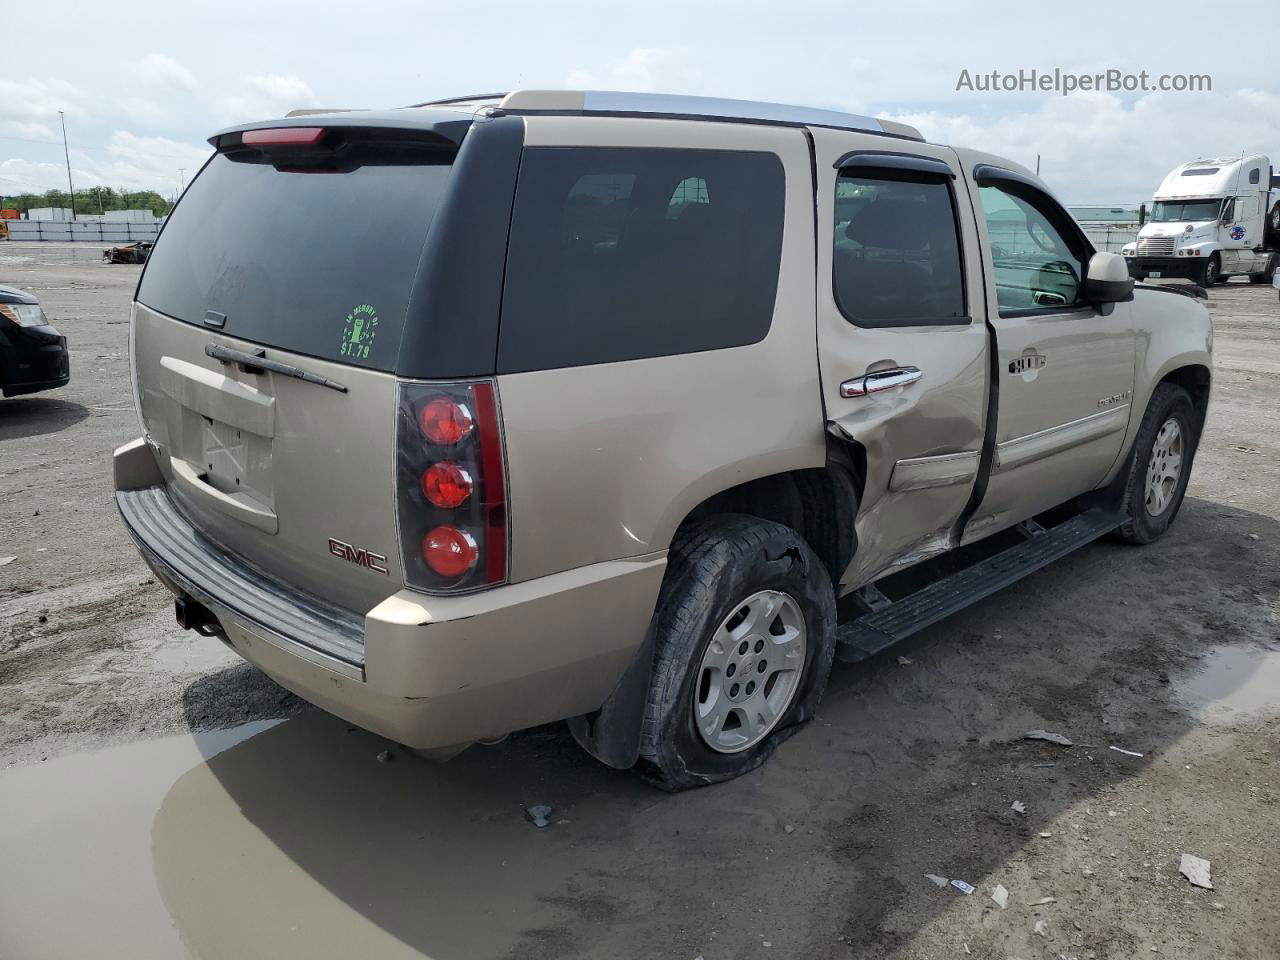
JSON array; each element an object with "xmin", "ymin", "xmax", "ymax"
[{"xmin": 205, "ymin": 342, "xmax": 348, "ymax": 393}]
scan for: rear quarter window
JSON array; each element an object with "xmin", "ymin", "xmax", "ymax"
[
  {"xmin": 137, "ymin": 148, "xmax": 453, "ymax": 371},
  {"xmin": 497, "ymin": 147, "xmax": 785, "ymax": 373}
]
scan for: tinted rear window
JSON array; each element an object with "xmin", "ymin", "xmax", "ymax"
[
  {"xmin": 833, "ymin": 172, "xmax": 967, "ymax": 327},
  {"xmin": 498, "ymin": 147, "xmax": 784, "ymax": 373},
  {"xmin": 137, "ymin": 147, "xmax": 453, "ymax": 370}
]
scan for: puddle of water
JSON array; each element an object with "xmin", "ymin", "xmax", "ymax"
[
  {"xmin": 0, "ymin": 721, "xmax": 278, "ymax": 960},
  {"xmin": 1175, "ymin": 644, "xmax": 1280, "ymax": 725}
]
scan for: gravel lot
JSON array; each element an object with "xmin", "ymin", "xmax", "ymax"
[{"xmin": 1, "ymin": 243, "xmax": 1278, "ymax": 960}]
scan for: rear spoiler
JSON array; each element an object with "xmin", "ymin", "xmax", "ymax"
[{"xmin": 208, "ymin": 108, "xmax": 474, "ymax": 150}]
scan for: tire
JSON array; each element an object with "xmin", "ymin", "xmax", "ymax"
[
  {"xmin": 1114, "ymin": 383, "xmax": 1198, "ymax": 544},
  {"xmin": 1249, "ymin": 255, "xmax": 1277, "ymax": 284},
  {"xmin": 1197, "ymin": 253, "xmax": 1222, "ymax": 287},
  {"xmin": 638, "ymin": 514, "xmax": 836, "ymax": 791}
]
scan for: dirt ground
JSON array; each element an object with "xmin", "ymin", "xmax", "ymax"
[{"xmin": 1, "ymin": 242, "xmax": 1278, "ymax": 960}]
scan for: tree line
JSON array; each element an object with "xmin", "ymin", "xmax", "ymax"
[{"xmin": 0, "ymin": 187, "xmax": 174, "ymax": 217}]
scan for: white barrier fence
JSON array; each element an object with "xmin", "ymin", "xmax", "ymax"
[
  {"xmin": 1082, "ymin": 225, "xmax": 1139, "ymax": 253},
  {"xmin": 2, "ymin": 219, "xmax": 161, "ymax": 243}
]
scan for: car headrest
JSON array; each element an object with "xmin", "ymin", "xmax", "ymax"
[{"xmin": 845, "ymin": 198, "xmax": 934, "ymax": 250}]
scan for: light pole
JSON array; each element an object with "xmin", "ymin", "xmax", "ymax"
[{"xmin": 58, "ymin": 110, "xmax": 76, "ymax": 217}]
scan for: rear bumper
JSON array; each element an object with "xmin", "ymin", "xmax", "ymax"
[{"xmin": 113, "ymin": 437, "xmax": 666, "ymax": 749}]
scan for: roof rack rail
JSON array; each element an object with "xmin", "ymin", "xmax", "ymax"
[
  {"xmin": 410, "ymin": 93, "xmax": 509, "ymax": 108},
  {"xmin": 285, "ymin": 108, "xmax": 358, "ymax": 117},
  {"xmin": 494, "ymin": 90, "xmax": 924, "ymax": 141}
]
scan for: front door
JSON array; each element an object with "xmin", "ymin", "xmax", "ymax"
[
  {"xmin": 811, "ymin": 128, "xmax": 989, "ymax": 587},
  {"xmin": 956, "ymin": 155, "xmax": 1136, "ymax": 540}
]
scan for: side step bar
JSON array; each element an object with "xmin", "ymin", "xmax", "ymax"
[{"xmin": 836, "ymin": 508, "xmax": 1125, "ymax": 662}]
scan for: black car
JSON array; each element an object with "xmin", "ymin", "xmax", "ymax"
[{"xmin": 0, "ymin": 284, "xmax": 70, "ymax": 397}]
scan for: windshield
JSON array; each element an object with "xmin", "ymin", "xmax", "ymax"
[
  {"xmin": 137, "ymin": 143, "xmax": 454, "ymax": 371},
  {"xmin": 1149, "ymin": 199, "xmax": 1221, "ymax": 223}
]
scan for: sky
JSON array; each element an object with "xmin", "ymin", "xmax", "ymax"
[{"xmin": 1, "ymin": 0, "xmax": 1277, "ymax": 205}]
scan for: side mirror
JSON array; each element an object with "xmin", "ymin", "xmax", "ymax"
[{"xmin": 1083, "ymin": 251, "xmax": 1134, "ymax": 303}]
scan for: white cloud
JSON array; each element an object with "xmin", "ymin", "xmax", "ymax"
[
  {"xmin": 567, "ymin": 48, "xmax": 709, "ymax": 94},
  {"xmin": 219, "ymin": 73, "xmax": 319, "ymax": 124},
  {"xmin": 0, "ymin": 78, "xmax": 89, "ymax": 120},
  {"xmin": 130, "ymin": 53, "xmax": 198, "ymax": 92},
  {"xmin": 0, "ymin": 119, "xmax": 58, "ymax": 142},
  {"xmin": 0, "ymin": 131, "xmax": 210, "ymax": 195},
  {"xmin": 887, "ymin": 88, "xmax": 1280, "ymax": 203},
  {"xmin": 117, "ymin": 97, "xmax": 171, "ymax": 126}
]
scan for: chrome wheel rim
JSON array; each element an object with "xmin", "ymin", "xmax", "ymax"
[
  {"xmin": 692, "ymin": 589, "xmax": 807, "ymax": 754},
  {"xmin": 1144, "ymin": 417, "xmax": 1184, "ymax": 517},
  {"xmin": 1205, "ymin": 258, "xmax": 1219, "ymax": 284}
]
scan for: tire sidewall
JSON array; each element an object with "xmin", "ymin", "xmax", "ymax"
[
  {"xmin": 1124, "ymin": 387, "xmax": 1197, "ymax": 542},
  {"xmin": 1202, "ymin": 254, "xmax": 1221, "ymax": 286},
  {"xmin": 646, "ymin": 519, "xmax": 836, "ymax": 787}
]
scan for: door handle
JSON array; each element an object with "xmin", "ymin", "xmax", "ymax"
[{"xmin": 840, "ymin": 366, "xmax": 922, "ymax": 398}]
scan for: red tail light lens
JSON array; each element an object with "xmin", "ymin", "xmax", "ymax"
[
  {"xmin": 396, "ymin": 380, "xmax": 507, "ymax": 593},
  {"xmin": 241, "ymin": 126, "xmax": 326, "ymax": 146},
  {"xmin": 422, "ymin": 525, "xmax": 478, "ymax": 577},
  {"xmin": 418, "ymin": 396, "xmax": 474, "ymax": 446},
  {"xmin": 421, "ymin": 461, "xmax": 472, "ymax": 508}
]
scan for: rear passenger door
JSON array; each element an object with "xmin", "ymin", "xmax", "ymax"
[
  {"xmin": 958, "ymin": 159, "xmax": 1135, "ymax": 540},
  {"xmin": 811, "ymin": 129, "xmax": 990, "ymax": 587}
]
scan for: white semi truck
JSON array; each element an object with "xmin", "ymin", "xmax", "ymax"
[{"xmin": 1123, "ymin": 154, "xmax": 1280, "ymax": 286}]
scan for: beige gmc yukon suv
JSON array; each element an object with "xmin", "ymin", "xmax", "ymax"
[{"xmin": 115, "ymin": 91, "xmax": 1212, "ymax": 790}]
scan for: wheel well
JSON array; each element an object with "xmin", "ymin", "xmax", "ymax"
[
  {"xmin": 1159, "ymin": 364, "xmax": 1211, "ymax": 431},
  {"xmin": 680, "ymin": 458, "xmax": 862, "ymax": 583}
]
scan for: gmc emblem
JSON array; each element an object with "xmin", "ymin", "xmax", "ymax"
[{"xmin": 327, "ymin": 537, "xmax": 389, "ymax": 575}]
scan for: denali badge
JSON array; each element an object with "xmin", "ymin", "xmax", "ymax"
[
  {"xmin": 327, "ymin": 537, "xmax": 389, "ymax": 575},
  {"xmin": 1097, "ymin": 390, "xmax": 1133, "ymax": 408}
]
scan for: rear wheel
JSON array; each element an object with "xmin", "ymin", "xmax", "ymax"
[
  {"xmin": 1115, "ymin": 383, "xmax": 1197, "ymax": 544},
  {"xmin": 1249, "ymin": 255, "xmax": 1277, "ymax": 284},
  {"xmin": 638, "ymin": 515, "xmax": 836, "ymax": 791}
]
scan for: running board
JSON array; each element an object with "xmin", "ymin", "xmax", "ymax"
[{"xmin": 836, "ymin": 508, "xmax": 1125, "ymax": 662}]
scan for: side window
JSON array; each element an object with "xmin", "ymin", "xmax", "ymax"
[
  {"xmin": 499, "ymin": 148, "xmax": 784, "ymax": 372},
  {"xmin": 1249, "ymin": 167, "xmax": 1261, "ymax": 185},
  {"xmin": 832, "ymin": 171, "xmax": 967, "ymax": 326},
  {"xmin": 977, "ymin": 183, "xmax": 1087, "ymax": 314},
  {"xmin": 1222, "ymin": 198, "xmax": 1236, "ymax": 222}
]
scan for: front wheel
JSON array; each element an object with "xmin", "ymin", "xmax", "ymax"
[
  {"xmin": 1115, "ymin": 383, "xmax": 1198, "ymax": 544},
  {"xmin": 1197, "ymin": 253, "xmax": 1222, "ymax": 287},
  {"xmin": 638, "ymin": 515, "xmax": 836, "ymax": 791}
]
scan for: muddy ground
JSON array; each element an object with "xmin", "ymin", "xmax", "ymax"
[{"xmin": 1, "ymin": 243, "xmax": 1278, "ymax": 960}]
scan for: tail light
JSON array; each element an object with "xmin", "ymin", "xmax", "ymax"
[{"xmin": 396, "ymin": 380, "xmax": 507, "ymax": 593}]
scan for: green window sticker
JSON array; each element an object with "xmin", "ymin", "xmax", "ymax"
[{"xmin": 341, "ymin": 304, "xmax": 379, "ymax": 360}]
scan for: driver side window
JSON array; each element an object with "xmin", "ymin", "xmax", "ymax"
[{"xmin": 978, "ymin": 184, "xmax": 1086, "ymax": 315}]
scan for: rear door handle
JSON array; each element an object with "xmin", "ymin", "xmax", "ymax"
[{"xmin": 840, "ymin": 366, "xmax": 922, "ymax": 398}]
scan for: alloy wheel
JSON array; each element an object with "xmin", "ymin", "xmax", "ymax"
[{"xmin": 692, "ymin": 590, "xmax": 807, "ymax": 754}]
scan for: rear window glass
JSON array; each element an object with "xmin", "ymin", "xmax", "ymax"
[
  {"xmin": 833, "ymin": 172, "xmax": 967, "ymax": 326},
  {"xmin": 137, "ymin": 148, "xmax": 453, "ymax": 371},
  {"xmin": 497, "ymin": 147, "xmax": 784, "ymax": 373}
]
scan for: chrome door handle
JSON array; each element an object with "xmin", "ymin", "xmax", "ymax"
[{"xmin": 840, "ymin": 366, "xmax": 922, "ymax": 398}]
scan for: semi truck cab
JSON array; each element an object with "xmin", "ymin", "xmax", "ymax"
[{"xmin": 1124, "ymin": 154, "xmax": 1280, "ymax": 286}]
